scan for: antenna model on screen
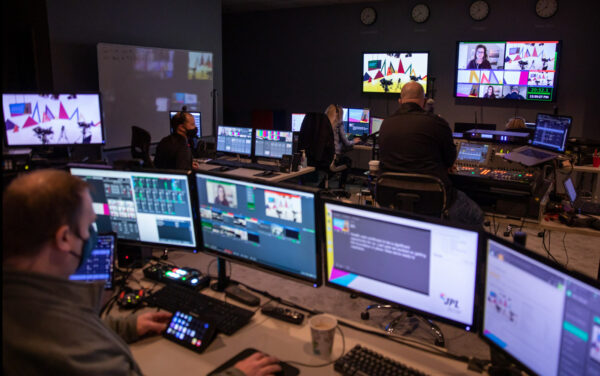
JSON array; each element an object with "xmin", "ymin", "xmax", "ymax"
[
  {"xmin": 195, "ymin": 172, "xmax": 321, "ymax": 290},
  {"xmin": 324, "ymin": 200, "xmax": 481, "ymax": 332},
  {"xmin": 2, "ymin": 93, "xmax": 104, "ymax": 147},
  {"xmin": 363, "ymin": 52, "xmax": 429, "ymax": 95}
]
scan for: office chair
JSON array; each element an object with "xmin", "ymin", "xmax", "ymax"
[
  {"xmin": 131, "ymin": 126, "xmax": 153, "ymax": 167},
  {"xmin": 375, "ymin": 172, "xmax": 447, "ymax": 218}
]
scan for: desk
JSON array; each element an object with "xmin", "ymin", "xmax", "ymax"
[
  {"xmin": 345, "ymin": 144, "xmax": 374, "ymax": 170},
  {"xmin": 539, "ymin": 217, "xmax": 600, "ymax": 237},
  {"xmin": 195, "ymin": 162, "xmax": 315, "ymax": 183}
]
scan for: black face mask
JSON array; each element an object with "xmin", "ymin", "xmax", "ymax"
[{"xmin": 186, "ymin": 128, "xmax": 198, "ymax": 139}]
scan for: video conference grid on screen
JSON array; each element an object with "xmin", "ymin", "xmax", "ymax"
[
  {"xmin": 484, "ymin": 239, "xmax": 600, "ymax": 376},
  {"xmin": 324, "ymin": 202, "xmax": 479, "ymax": 329},
  {"xmin": 3, "ymin": 93, "xmax": 104, "ymax": 146},
  {"xmin": 216, "ymin": 126, "xmax": 253, "ymax": 156},
  {"xmin": 363, "ymin": 52, "xmax": 429, "ymax": 94},
  {"xmin": 291, "ymin": 113, "xmax": 306, "ymax": 132},
  {"xmin": 254, "ymin": 130, "xmax": 294, "ymax": 159},
  {"xmin": 69, "ymin": 234, "xmax": 115, "ymax": 289},
  {"xmin": 456, "ymin": 41, "xmax": 559, "ymax": 101},
  {"xmin": 169, "ymin": 111, "xmax": 201, "ymax": 138},
  {"xmin": 195, "ymin": 173, "xmax": 318, "ymax": 281},
  {"xmin": 70, "ymin": 168, "xmax": 197, "ymax": 248}
]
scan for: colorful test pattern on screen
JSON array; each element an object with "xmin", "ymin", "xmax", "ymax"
[
  {"xmin": 456, "ymin": 41, "xmax": 559, "ymax": 101},
  {"xmin": 2, "ymin": 93, "xmax": 103, "ymax": 146},
  {"xmin": 255, "ymin": 130, "xmax": 294, "ymax": 159},
  {"xmin": 363, "ymin": 52, "xmax": 428, "ymax": 94}
]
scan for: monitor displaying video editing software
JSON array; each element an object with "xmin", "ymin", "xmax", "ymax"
[
  {"xmin": 195, "ymin": 173, "xmax": 319, "ymax": 284},
  {"xmin": 343, "ymin": 108, "xmax": 370, "ymax": 136},
  {"xmin": 255, "ymin": 129, "xmax": 294, "ymax": 159},
  {"xmin": 70, "ymin": 167, "xmax": 197, "ymax": 249},
  {"xmin": 483, "ymin": 237, "xmax": 600, "ymax": 376},
  {"xmin": 2, "ymin": 93, "xmax": 104, "ymax": 146},
  {"xmin": 169, "ymin": 111, "xmax": 201, "ymax": 138},
  {"xmin": 69, "ymin": 233, "xmax": 116, "ymax": 289},
  {"xmin": 370, "ymin": 117, "xmax": 384, "ymax": 134},
  {"xmin": 291, "ymin": 113, "xmax": 305, "ymax": 132},
  {"xmin": 532, "ymin": 113, "xmax": 572, "ymax": 152},
  {"xmin": 324, "ymin": 201, "xmax": 480, "ymax": 330},
  {"xmin": 216, "ymin": 125, "xmax": 253, "ymax": 156}
]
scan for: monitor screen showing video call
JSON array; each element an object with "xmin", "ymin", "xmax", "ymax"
[
  {"xmin": 455, "ymin": 41, "xmax": 560, "ymax": 102},
  {"xmin": 362, "ymin": 52, "xmax": 429, "ymax": 94}
]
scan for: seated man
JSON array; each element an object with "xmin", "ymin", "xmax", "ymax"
[
  {"xmin": 378, "ymin": 81, "xmax": 484, "ymax": 226},
  {"xmin": 2, "ymin": 169, "xmax": 279, "ymax": 376},
  {"xmin": 155, "ymin": 110, "xmax": 200, "ymax": 170}
]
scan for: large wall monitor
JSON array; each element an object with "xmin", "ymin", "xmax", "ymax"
[
  {"xmin": 291, "ymin": 113, "xmax": 306, "ymax": 132},
  {"xmin": 255, "ymin": 129, "xmax": 294, "ymax": 159},
  {"xmin": 70, "ymin": 167, "xmax": 197, "ymax": 249},
  {"xmin": 363, "ymin": 52, "xmax": 429, "ymax": 94},
  {"xmin": 195, "ymin": 172, "xmax": 320, "ymax": 285},
  {"xmin": 216, "ymin": 125, "xmax": 253, "ymax": 156},
  {"xmin": 169, "ymin": 111, "xmax": 202, "ymax": 138},
  {"xmin": 455, "ymin": 41, "xmax": 560, "ymax": 101},
  {"xmin": 483, "ymin": 236, "xmax": 600, "ymax": 376},
  {"xmin": 2, "ymin": 93, "xmax": 104, "ymax": 147},
  {"xmin": 324, "ymin": 201, "xmax": 480, "ymax": 330}
]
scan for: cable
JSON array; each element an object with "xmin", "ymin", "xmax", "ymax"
[
  {"xmin": 562, "ymin": 232, "xmax": 569, "ymax": 267},
  {"xmin": 542, "ymin": 230, "xmax": 562, "ymax": 266},
  {"xmin": 284, "ymin": 325, "xmax": 346, "ymax": 368}
]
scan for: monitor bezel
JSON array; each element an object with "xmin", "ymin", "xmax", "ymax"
[
  {"xmin": 322, "ymin": 198, "xmax": 484, "ymax": 331},
  {"xmin": 68, "ymin": 164, "xmax": 200, "ymax": 252},
  {"xmin": 532, "ymin": 112, "xmax": 572, "ymax": 153},
  {"xmin": 194, "ymin": 170, "xmax": 323, "ymax": 287},
  {"xmin": 453, "ymin": 40, "xmax": 561, "ymax": 103},
  {"xmin": 169, "ymin": 110, "xmax": 202, "ymax": 138},
  {"xmin": 361, "ymin": 51, "xmax": 430, "ymax": 96},
  {"xmin": 480, "ymin": 234, "xmax": 600, "ymax": 376},
  {"xmin": 253, "ymin": 128, "xmax": 295, "ymax": 160},
  {"xmin": 2, "ymin": 92, "xmax": 106, "ymax": 148},
  {"xmin": 215, "ymin": 125, "xmax": 254, "ymax": 157}
]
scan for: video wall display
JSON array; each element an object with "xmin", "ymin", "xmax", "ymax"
[
  {"xmin": 363, "ymin": 52, "xmax": 428, "ymax": 94},
  {"xmin": 455, "ymin": 41, "xmax": 559, "ymax": 101}
]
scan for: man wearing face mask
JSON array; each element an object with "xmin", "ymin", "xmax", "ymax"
[
  {"xmin": 2, "ymin": 170, "xmax": 172, "ymax": 375},
  {"xmin": 154, "ymin": 110, "xmax": 201, "ymax": 170}
]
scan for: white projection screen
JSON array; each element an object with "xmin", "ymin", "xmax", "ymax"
[{"xmin": 98, "ymin": 43, "xmax": 213, "ymax": 149}]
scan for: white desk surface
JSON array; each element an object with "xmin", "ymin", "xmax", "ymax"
[
  {"xmin": 195, "ymin": 161, "xmax": 315, "ymax": 183},
  {"xmin": 539, "ymin": 217, "xmax": 600, "ymax": 237}
]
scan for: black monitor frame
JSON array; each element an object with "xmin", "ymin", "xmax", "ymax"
[
  {"xmin": 322, "ymin": 199, "xmax": 485, "ymax": 332},
  {"xmin": 361, "ymin": 51, "xmax": 430, "ymax": 96},
  {"xmin": 215, "ymin": 125, "xmax": 254, "ymax": 158},
  {"xmin": 68, "ymin": 164, "xmax": 200, "ymax": 253},
  {"xmin": 169, "ymin": 110, "xmax": 202, "ymax": 138},
  {"xmin": 194, "ymin": 170, "xmax": 323, "ymax": 287},
  {"xmin": 2, "ymin": 92, "xmax": 106, "ymax": 148},
  {"xmin": 480, "ymin": 234, "xmax": 600, "ymax": 376}
]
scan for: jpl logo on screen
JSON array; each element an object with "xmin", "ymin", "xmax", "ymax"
[{"xmin": 440, "ymin": 293, "xmax": 459, "ymax": 309}]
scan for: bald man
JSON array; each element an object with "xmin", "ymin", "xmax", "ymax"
[{"xmin": 378, "ymin": 81, "xmax": 483, "ymax": 225}]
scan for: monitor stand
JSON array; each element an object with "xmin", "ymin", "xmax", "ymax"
[{"xmin": 210, "ymin": 257, "xmax": 231, "ymax": 292}]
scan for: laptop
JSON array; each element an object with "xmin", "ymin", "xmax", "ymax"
[
  {"xmin": 563, "ymin": 177, "xmax": 600, "ymax": 215},
  {"xmin": 503, "ymin": 113, "xmax": 572, "ymax": 166},
  {"xmin": 69, "ymin": 233, "xmax": 116, "ymax": 289}
]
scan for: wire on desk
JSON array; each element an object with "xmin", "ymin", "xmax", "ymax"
[
  {"xmin": 562, "ymin": 232, "xmax": 570, "ymax": 267},
  {"xmin": 284, "ymin": 325, "xmax": 346, "ymax": 368},
  {"xmin": 542, "ymin": 230, "xmax": 563, "ymax": 267}
]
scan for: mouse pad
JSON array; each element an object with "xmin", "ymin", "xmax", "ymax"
[{"xmin": 207, "ymin": 348, "xmax": 299, "ymax": 376}]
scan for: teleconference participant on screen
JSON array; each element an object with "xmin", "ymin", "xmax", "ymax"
[
  {"xmin": 484, "ymin": 238, "xmax": 600, "ymax": 376},
  {"xmin": 324, "ymin": 202, "xmax": 479, "ymax": 330},
  {"xmin": 3, "ymin": 93, "xmax": 103, "ymax": 146},
  {"xmin": 363, "ymin": 52, "xmax": 428, "ymax": 94},
  {"xmin": 70, "ymin": 168, "xmax": 197, "ymax": 248},
  {"xmin": 456, "ymin": 41, "xmax": 558, "ymax": 101},
  {"xmin": 196, "ymin": 174, "xmax": 318, "ymax": 281}
]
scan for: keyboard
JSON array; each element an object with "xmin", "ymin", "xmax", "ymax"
[
  {"xmin": 576, "ymin": 200, "xmax": 600, "ymax": 215},
  {"xmin": 520, "ymin": 148, "xmax": 554, "ymax": 159},
  {"xmin": 207, "ymin": 159, "xmax": 243, "ymax": 168},
  {"xmin": 206, "ymin": 159, "xmax": 280, "ymax": 171},
  {"xmin": 145, "ymin": 284, "xmax": 255, "ymax": 335},
  {"xmin": 335, "ymin": 345, "xmax": 429, "ymax": 376}
]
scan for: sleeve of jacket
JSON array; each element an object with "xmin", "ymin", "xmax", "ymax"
[
  {"xmin": 438, "ymin": 117, "xmax": 457, "ymax": 168},
  {"xmin": 103, "ymin": 314, "xmax": 139, "ymax": 344}
]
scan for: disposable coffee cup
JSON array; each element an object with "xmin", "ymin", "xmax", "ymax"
[
  {"xmin": 368, "ymin": 160, "xmax": 380, "ymax": 173},
  {"xmin": 309, "ymin": 314, "xmax": 337, "ymax": 357}
]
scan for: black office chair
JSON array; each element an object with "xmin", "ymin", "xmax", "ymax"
[
  {"xmin": 131, "ymin": 126, "xmax": 153, "ymax": 167},
  {"xmin": 375, "ymin": 172, "xmax": 447, "ymax": 218}
]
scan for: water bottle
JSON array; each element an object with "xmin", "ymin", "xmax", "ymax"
[{"xmin": 300, "ymin": 150, "xmax": 307, "ymax": 169}]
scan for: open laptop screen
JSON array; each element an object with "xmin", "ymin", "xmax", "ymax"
[{"xmin": 532, "ymin": 114, "xmax": 572, "ymax": 152}]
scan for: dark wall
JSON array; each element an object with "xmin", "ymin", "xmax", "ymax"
[
  {"xmin": 45, "ymin": 0, "xmax": 223, "ymax": 125},
  {"xmin": 223, "ymin": 0, "xmax": 598, "ymax": 138}
]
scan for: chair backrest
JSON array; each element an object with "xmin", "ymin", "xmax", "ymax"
[
  {"xmin": 131, "ymin": 126, "xmax": 153, "ymax": 167},
  {"xmin": 376, "ymin": 172, "xmax": 446, "ymax": 218},
  {"xmin": 297, "ymin": 112, "xmax": 335, "ymax": 171}
]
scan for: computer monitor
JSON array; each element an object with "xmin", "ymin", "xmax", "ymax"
[
  {"xmin": 291, "ymin": 113, "xmax": 306, "ymax": 132},
  {"xmin": 324, "ymin": 200, "xmax": 481, "ymax": 331},
  {"xmin": 532, "ymin": 113, "xmax": 572, "ymax": 152},
  {"xmin": 195, "ymin": 172, "xmax": 321, "ymax": 285},
  {"xmin": 70, "ymin": 166, "xmax": 197, "ymax": 249},
  {"xmin": 254, "ymin": 129, "xmax": 294, "ymax": 159},
  {"xmin": 69, "ymin": 233, "xmax": 116, "ymax": 289},
  {"xmin": 216, "ymin": 125, "xmax": 253, "ymax": 156},
  {"xmin": 370, "ymin": 116, "xmax": 384, "ymax": 134},
  {"xmin": 345, "ymin": 108, "xmax": 370, "ymax": 136},
  {"xmin": 483, "ymin": 236, "xmax": 600, "ymax": 376},
  {"xmin": 2, "ymin": 93, "xmax": 104, "ymax": 146},
  {"xmin": 169, "ymin": 111, "xmax": 201, "ymax": 138},
  {"xmin": 457, "ymin": 143, "xmax": 489, "ymax": 163}
]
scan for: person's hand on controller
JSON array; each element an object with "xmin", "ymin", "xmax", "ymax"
[
  {"xmin": 233, "ymin": 352, "xmax": 282, "ymax": 376},
  {"xmin": 136, "ymin": 311, "xmax": 173, "ymax": 337}
]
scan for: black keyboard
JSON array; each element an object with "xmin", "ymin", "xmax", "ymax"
[
  {"xmin": 145, "ymin": 284, "xmax": 255, "ymax": 335},
  {"xmin": 207, "ymin": 159, "xmax": 243, "ymax": 168},
  {"xmin": 206, "ymin": 159, "xmax": 279, "ymax": 171},
  {"xmin": 577, "ymin": 200, "xmax": 600, "ymax": 215},
  {"xmin": 335, "ymin": 345, "xmax": 429, "ymax": 376},
  {"xmin": 520, "ymin": 148, "xmax": 554, "ymax": 159}
]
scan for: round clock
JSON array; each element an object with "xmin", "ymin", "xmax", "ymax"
[
  {"xmin": 536, "ymin": 0, "xmax": 558, "ymax": 18},
  {"xmin": 360, "ymin": 7, "xmax": 377, "ymax": 26},
  {"xmin": 469, "ymin": 0, "xmax": 489, "ymax": 21},
  {"xmin": 411, "ymin": 4, "xmax": 430, "ymax": 24}
]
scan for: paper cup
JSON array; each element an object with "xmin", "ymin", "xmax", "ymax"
[
  {"xmin": 309, "ymin": 314, "xmax": 337, "ymax": 357},
  {"xmin": 368, "ymin": 160, "xmax": 380, "ymax": 173}
]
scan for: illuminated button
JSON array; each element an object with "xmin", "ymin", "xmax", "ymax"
[{"xmin": 192, "ymin": 338, "xmax": 197, "ymax": 345}]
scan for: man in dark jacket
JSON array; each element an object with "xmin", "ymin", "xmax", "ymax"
[
  {"xmin": 155, "ymin": 111, "xmax": 200, "ymax": 170},
  {"xmin": 379, "ymin": 81, "xmax": 483, "ymax": 226}
]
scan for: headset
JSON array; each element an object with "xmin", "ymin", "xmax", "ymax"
[{"xmin": 170, "ymin": 105, "xmax": 189, "ymax": 131}]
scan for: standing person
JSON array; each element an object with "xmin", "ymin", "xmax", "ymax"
[
  {"xmin": 325, "ymin": 104, "xmax": 360, "ymax": 188},
  {"xmin": 155, "ymin": 110, "xmax": 200, "ymax": 170}
]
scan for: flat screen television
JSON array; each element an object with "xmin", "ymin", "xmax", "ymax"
[
  {"xmin": 363, "ymin": 52, "xmax": 429, "ymax": 94},
  {"xmin": 455, "ymin": 41, "xmax": 560, "ymax": 102},
  {"xmin": 2, "ymin": 93, "xmax": 104, "ymax": 147}
]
